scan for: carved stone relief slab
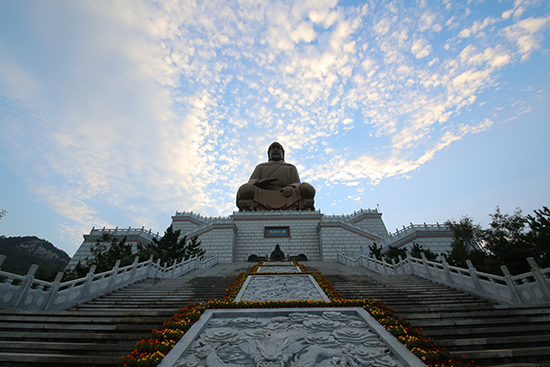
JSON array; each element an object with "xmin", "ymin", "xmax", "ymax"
[
  {"xmin": 234, "ymin": 275, "xmax": 330, "ymax": 302},
  {"xmin": 262, "ymin": 261, "xmax": 294, "ymax": 266},
  {"xmin": 159, "ymin": 308, "xmax": 426, "ymax": 367},
  {"xmin": 256, "ymin": 266, "xmax": 302, "ymax": 273}
]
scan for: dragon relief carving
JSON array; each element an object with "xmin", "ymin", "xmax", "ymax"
[{"xmin": 174, "ymin": 312, "xmax": 398, "ymax": 367}]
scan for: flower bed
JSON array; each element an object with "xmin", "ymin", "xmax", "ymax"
[{"xmin": 119, "ymin": 264, "xmax": 475, "ymax": 367}]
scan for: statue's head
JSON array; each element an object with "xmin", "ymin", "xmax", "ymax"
[{"xmin": 268, "ymin": 142, "xmax": 285, "ymax": 161}]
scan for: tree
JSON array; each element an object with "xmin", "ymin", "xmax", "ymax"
[
  {"xmin": 136, "ymin": 226, "xmax": 206, "ymax": 265},
  {"xmin": 0, "ymin": 209, "xmax": 6, "ymax": 228},
  {"xmin": 368, "ymin": 242, "xmax": 382, "ymax": 259},
  {"xmin": 90, "ymin": 233, "xmax": 134, "ymax": 273},
  {"xmin": 444, "ymin": 216, "xmax": 488, "ymax": 271},
  {"xmin": 63, "ymin": 233, "xmax": 134, "ymax": 280},
  {"xmin": 483, "ymin": 207, "xmax": 532, "ymax": 274},
  {"xmin": 383, "ymin": 246, "xmax": 407, "ymax": 264},
  {"xmin": 409, "ymin": 242, "xmax": 438, "ymax": 261},
  {"xmin": 524, "ymin": 206, "xmax": 550, "ymax": 269},
  {"xmin": 136, "ymin": 225, "xmax": 188, "ymax": 265},
  {"xmin": 185, "ymin": 235, "xmax": 205, "ymax": 260},
  {"xmin": 446, "ymin": 206, "xmax": 550, "ymax": 275}
]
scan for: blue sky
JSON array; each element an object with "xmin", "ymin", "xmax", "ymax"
[{"xmin": 1, "ymin": 0, "xmax": 549, "ymax": 257}]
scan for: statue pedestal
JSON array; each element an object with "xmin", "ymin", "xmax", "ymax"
[{"xmin": 237, "ymin": 198, "xmax": 315, "ymax": 211}]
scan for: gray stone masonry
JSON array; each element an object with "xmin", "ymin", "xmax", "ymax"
[
  {"xmin": 68, "ymin": 209, "xmax": 455, "ymax": 268},
  {"xmin": 378, "ymin": 223, "xmax": 453, "ymax": 256},
  {"xmin": 66, "ymin": 226, "xmax": 160, "ymax": 270}
]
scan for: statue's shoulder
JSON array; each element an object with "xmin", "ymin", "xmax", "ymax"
[
  {"xmin": 256, "ymin": 161, "xmax": 275, "ymax": 168},
  {"xmin": 260, "ymin": 161, "xmax": 295, "ymax": 168}
]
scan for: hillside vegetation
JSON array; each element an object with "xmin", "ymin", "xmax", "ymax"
[{"xmin": 0, "ymin": 236, "xmax": 71, "ymax": 281}]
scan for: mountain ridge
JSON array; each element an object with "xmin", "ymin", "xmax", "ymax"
[{"xmin": 0, "ymin": 235, "xmax": 71, "ymax": 281}]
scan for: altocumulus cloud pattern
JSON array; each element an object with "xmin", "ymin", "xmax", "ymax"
[{"xmin": 0, "ymin": 0, "xmax": 549, "ymax": 254}]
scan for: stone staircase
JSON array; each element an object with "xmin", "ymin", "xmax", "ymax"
[
  {"xmin": 3, "ymin": 260, "xmax": 550, "ymax": 366},
  {"xmin": 308, "ymin": 262, "xmax": 550, "ymax": 367},
  {"xmin": 0, "ymin": 263, "xmax": 251, "ymax": 367}
]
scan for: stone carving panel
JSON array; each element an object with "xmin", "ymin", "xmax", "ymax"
[
  {"xmin": 263, "ymin": 261, "xmax": 294, "ymax": 266},
  {"xmin": 166, "ymin": 309, "xmax": 411, "ymax": 367},
  {"xmin": 235, "ymin": 275, "xmax": 329, "ymax": 302},
  {"xmin": 256, "ymin": 266, "xmax": 302, "ymax": 273}
]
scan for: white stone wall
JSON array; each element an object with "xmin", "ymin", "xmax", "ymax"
[
  {"xmin": 232, "ymin": 212, "xmax": 323, "ymax": 262},
  {"xmin": 318, "ymin": 220, "xmax": 382, "ymax": 261},
  {"xmin": 347, "ymin": 210, "xmax": 389, "ymax": 239},
  {"xmin": 378, "ymin": 224, "xmax": 454, "ymax": 256},
  {"xmin": 171, "ymin": 213, "xmax": 205, "ymax": 235},
  {"xmin": 65, "ymin": 228, "xmax": 160, "ymax": 271},
  {"xmin": 179, "ymin": 220, "xmax": 236, "ymax": 263},
  {"xmin": 69, "ymin": 210, "xmax": 455, "ymax": 267},
  {"xmin": 386, "ymin": 237, "xmax": 454, "ymax": 256}
]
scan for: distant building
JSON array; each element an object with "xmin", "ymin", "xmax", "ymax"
[
  {"xmin": 66, "ymin": 226, "xmax": 161, "ymax": 270},
  {"xmin": 67, "ymin": 208, "xmax": 453, "ymax": 269}
]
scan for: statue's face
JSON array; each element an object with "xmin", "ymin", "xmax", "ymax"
[{"xmin": 269, "ymin": 145, "xmax": 284, "ymax": 161}]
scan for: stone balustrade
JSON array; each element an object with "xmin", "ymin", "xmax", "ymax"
[
  {"xmin": 382, "ymin": 222, "xmax": 447, "ymax": 240},
  {"xmin": 338, "ymin": 252, "xmax": 550, "ymax": 306},
  {"xmin": 0, "ymin": 254, "xmax": 218, "ymax": 311},
  {"xmin": 88, "ymin": 225, "xmax": 162, "ymax": 240}
]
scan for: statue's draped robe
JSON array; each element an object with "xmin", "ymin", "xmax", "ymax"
[{"xmin": 248, "ymin": 161, "xmax": 302, "ymax": 210}]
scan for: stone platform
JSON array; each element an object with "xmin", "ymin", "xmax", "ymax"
[{"xmin": 158, "ymin": 261, "xmax": 426, "ymax": 367}]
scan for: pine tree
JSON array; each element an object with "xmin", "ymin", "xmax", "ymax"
[
  {"xmin": 185, "ymin": 235, "xmax": 205, "ymax": 260},
  {"xmin": 409, "ymin": 242, "xmax": 438, "ymax": 261}
]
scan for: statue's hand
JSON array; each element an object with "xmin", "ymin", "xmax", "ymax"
[
  {"xmin": 282, "ymin": 186, "xmax": 293, "ymax": 197},
  {"xmin": 255, "ymin": 178, "xmax": 278, "ymax": 188}
]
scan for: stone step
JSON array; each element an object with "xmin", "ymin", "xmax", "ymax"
[
  {"xmin": 484, "ymin": 363, "xmax": 550, "ymax": 367},
  {"xmin": 0, "ymin": 315, "xmax": 167, "ymax": 324},
  {"xmin": 0, "ymin": 321, "xmax": 159, "ymax": 332},
  {"xmin": 0, "ymin": 352, "xmax": 120, "ymax": 366},
  {"xmin": 461, "ymin": 346, "xmax": 550, "ymax": 365},
  {"xmin": 398, "ymin": 307, "xmax": 550, "ymax": 320},
  {"xmin": 0, "ymin": 263, "xmax": 251, "ymax": 366},
  {"xmin": 0, "ymin": 309, "xmax": 173, "ymax": 317},
  {"xmin": 315, "ymin": 263, "xmax": 550, "ymax": 367},
  {"xmin": 421, "ymin": 323, "xmax": 550, "ymax": 337},
  {"xmin": 0, "ymin": 340, "xmax": 135, "ymax": 353},
  {"xmin": 438, "ymin": 334, "xmax": 550, "ymax": 350},
  {"xmin": 401, "ymin": 315, "xmax": 550, "ymax": 328},
  {"xmin": 0, "ymin": 331, "xmax": 151, "ymax": 342}
]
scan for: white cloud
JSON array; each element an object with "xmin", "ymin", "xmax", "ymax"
[
  {"xmin": 459, "ymin": 17, "xmax": 499, "ymax": 38},
  {"xmin": 0, "ymin": 0, "xmax": 549, "ymax": 254},
  {"xmin": 411, "ymin": 38, "xmax": 432, "ymax": 58},
  {"xmin": 504, "ymin": 16, "xmax": 550, "ymax": 60},
  {"xmin": 291, "ymin": 21, "xmax": 317, "ymax": 43}
]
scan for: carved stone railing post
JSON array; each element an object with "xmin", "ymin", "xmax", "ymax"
[
  {"xmin": 466, "ymin": 260, "xmax": 483, "ymax": 294},
  {"xmin": 43, "ymin": 272, "xmax": 64, "ymax": 310},
  {"xmin": 440, "ymin": 255, "xmax": 454, "ymax": 285},
  {"xmin": 155, "ymin": 259, "xmax": 162, "ymax": 278},
  {"xmin": 81, "ymin": 265, "xmax": 97, "ymax": 300},
  {"xmin": 129, "ymin": 256, "xmax": 140, "ymax": 282},
  {"xmin": 406, "ymin": 254, "xmax": 413, "ymax": 274},
  {"xmin": 500, "ymin": 265, "xmax": 523, "ymax": 305},
  {"xmin": 396, "ymin": 255, "xmax": 403, "ymax": 274},
  {"xmin": 421, "ymin": 253, "xmax": 432, "ymax": 280},
  {"xmin": 527, "ymin": 257, "xmax": 550, "ymax": 299},
  {"xmin": 12, "ymin": 264, "xmax": 39, "ymax": 308},
  {"xmin": 145, "ymin": 255, "xmax": 154, "ymax": 277},
  {"xmin": 381, "ymin": 258, "xmax": 388, "ymax": 275},
  {"xmin": 108, "ymin": 260, "xmax": 121, "ymax": 290},
  {"xmin": 175, "ymin": 258, "xmax": 184, "ymax": 277}
]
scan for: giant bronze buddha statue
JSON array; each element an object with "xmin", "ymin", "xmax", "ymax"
[{"xmin": 236, "ymin": 142, "xmax": 315, "ymax": 211}]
